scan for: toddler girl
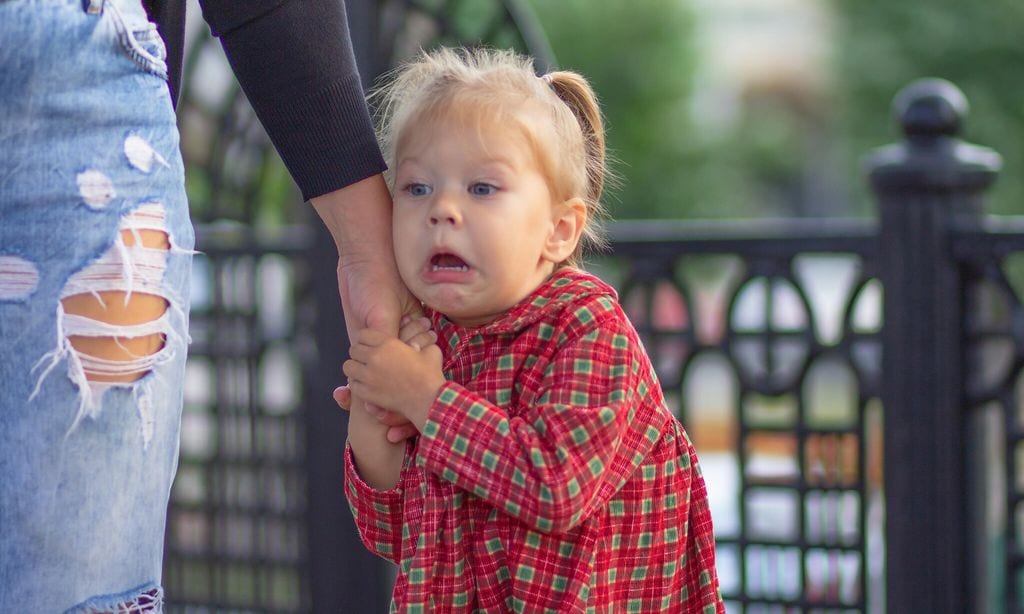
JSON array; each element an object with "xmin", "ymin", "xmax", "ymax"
[{"xmin": 342, "ymin": 47, "xmax": 724, "ymax": 613}]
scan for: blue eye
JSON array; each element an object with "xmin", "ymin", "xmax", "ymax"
[
  {"xmin": 469, "ymin": 183, "xmax": 497, "ymax": 196},
  {"xmin": 406, "ymin": 183, "xmax": 432, "ymax": 196}
]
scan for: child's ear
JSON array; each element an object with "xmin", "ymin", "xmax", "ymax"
[{"xmin": 543, "ymin": 197, "xmax": 587, "ymax": 264}]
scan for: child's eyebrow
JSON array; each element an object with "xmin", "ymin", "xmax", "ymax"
[
  {"xmin": 397, "ymin": 155, "xmax": 519, "ymax": 174},
  {"xmin": 393, "ymin": 157, "xmax": 427, "ymax": 174},
  {"xmin": 476, "ymin": 159, "xmax": 517, "ymax": 173}
]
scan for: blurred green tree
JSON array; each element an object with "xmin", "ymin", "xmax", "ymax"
[
  {"xmin": 534, "ymin": 1, "xmax": 1024, "ymax": 219},
  {"xmin": 529, "ymin": 0, "xmax": 727, "ymax": 220},
  {"xmin": 530, "ymin": 0, "xmax": 831, "ymax": 220},
  {"xmin": 834, "ymin": 0, "xmax": 1024, "ymax": 215}
]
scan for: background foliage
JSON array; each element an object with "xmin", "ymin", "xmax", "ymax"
[
  {"xmin": 182, "ymin": 1, "xmax": 1024, "ymax": 223},
  {"xmin": 833, "ymin": 0, "xmax": 1024, "ymax": 215},
  {"xmin": 528, "ymin": 0, "xmax": 709, "ymax": 220},
  {"xmin": 531, "ymin": 0, "xmax": 1024, "ymax": 219}
]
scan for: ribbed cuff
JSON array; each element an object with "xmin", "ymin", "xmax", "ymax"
[{"xmin": 344, "ymin": 442, "xmax": 406, "ymax": 499}]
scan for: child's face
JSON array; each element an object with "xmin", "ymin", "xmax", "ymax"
[{"xmin": 392, "ymin": 108, "xmax": 573, "ymax": 327}]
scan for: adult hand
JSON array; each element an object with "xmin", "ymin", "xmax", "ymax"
[
  {"xmin": 312, "ymin": 174, "xmax": 418, "ymax": 436},
  {"xmin": 312, "ymin": 175, "xmax": 420, "ymax": 338}
]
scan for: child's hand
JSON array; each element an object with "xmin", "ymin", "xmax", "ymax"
[
  {"xmin": 334, "ymin": 314, "xmax": 437, "ymax": 442},
  {"xmin": 333, "ymin": 385, "xmax": 420, "ymax": 443},
  {"xmin": 343, "ymin": 329, "xmax": 445, "ymax": 431}
]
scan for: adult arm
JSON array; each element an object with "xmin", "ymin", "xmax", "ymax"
[
  {"xmin": 199, "ymin": 0, "xmax": 384, "ymax": 199},
  {"xmin": 197, "ymin": 0, "xmax": 416, "ymax": 332},
  {"xmin": 200, "ymin": 0, "xmax": 418, "ymax": 454},
  {"xmin": 309, "ymin": 166, "xmax": 412, "ymax": 489},
  {"xmin": 312, "ymin": 178, "xmax": 420, "ymax": 475}
]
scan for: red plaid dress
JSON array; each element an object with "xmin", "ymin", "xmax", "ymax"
[{"xmin": 345, "ymin": 268, "xmax": 723, "ymax": 613}]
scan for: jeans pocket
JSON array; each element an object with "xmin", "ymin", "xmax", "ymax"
[{"xmin": 105, "ymin": 2, "xmax": 168, "ymax": 80}]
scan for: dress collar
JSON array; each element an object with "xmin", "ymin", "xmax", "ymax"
[{"xmin": 428, "ymin": 267, "xmax": 617, "ymax": 341}]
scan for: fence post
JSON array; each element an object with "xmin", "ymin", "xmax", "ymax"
[{"xmin": 866, "ymin": 78, "xmax": 1000, "ymax": 613}]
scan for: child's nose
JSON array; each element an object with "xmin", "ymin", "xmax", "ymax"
[{"xmin": 428, "ymin": 194, "xmax": 462, "ymax": 226}]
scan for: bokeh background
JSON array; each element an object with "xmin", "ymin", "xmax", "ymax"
[
  {"xmin": 163, "ymin": 1, "xmax": 1024, "ymax": 612},
  {"xmin": 179, "ymin": 0, "xmax": 1024, "ymax": 224}
]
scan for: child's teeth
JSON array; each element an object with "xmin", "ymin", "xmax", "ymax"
[{"xmin": 433, "ymin": 265, "xmax": 469, "ymax": 271}]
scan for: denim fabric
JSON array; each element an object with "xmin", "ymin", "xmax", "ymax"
[{"xmin": 0, "ymin": 0, "xmax": 192, "ymax": 611}]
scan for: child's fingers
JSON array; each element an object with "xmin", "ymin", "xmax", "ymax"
[
  {"xmin": 387, "ymin": 423, "xmax": 419, "ymax": 443},
  {"xmin": 347, "ymin": 343, "xmax": 372, "ymax": 364},
  {"xmin": 424, "ymin": 344, "xmax": 443, "ymax": 363},
  {"xmin": 341, "ymin": 358, "xmax": 366, "ymax": 383},
  {"xmin": 355, "ymin": 328, "xmax": 389, "ymax": 345}
]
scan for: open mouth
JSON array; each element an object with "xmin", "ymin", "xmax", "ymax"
[{"xmin": 430, "ymin": 253, "xmax": 469, "ymax": 272}]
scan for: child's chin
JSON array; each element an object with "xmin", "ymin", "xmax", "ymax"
[
  {"xmin": 430, "ymin": 303, "xmax": 493, "ymax": 327},
  {"xmin": 424, "ymin": 298, "xmax": 460, "ymax": 318},
  {"xmin": 423, "ymin": 288, "xmax": 467, "ymax": 310}
]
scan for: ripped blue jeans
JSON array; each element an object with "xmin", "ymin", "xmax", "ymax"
[{"xmin": 0, "ymin": 0, "xmax": 193, "ymax": 611}]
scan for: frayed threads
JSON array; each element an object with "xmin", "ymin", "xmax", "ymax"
[
  {"xmin": 29, "ymin": 299, "xmax": 185, "ymax": 448},
  {"xmin": 65, "ymin": 585, "xmax": 163, "ymax": 614}
]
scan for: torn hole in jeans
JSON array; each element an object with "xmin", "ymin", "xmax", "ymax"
[
  {"xmin": 66, "ymin": 585, "xmax": 163, "ymax": 614},
  {"xmin": 32, "ymin": 203, "xmax": 186, "ymax": 446},
  {"xmin": 0, "ymin": 255, "xmax": 41, "ymax": 301}
]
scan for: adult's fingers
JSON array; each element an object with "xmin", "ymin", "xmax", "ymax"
[
  {"xmin": 375, "ymin": 408, "xmax": 411, "ymax": 427},
  {"xmin": 332, "ymin": 386, "xmax": 352, "ymax": 411},
  {"xmin": 399, "ymin": 316, "xmax": 432, "ymax": 343},
  {"xmin": 405, "ymin": 330, "xmax": 437, "ymax": 351}
]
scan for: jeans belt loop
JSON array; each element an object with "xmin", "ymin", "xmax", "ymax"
[{"xmin": 84, "ymin": 0, "xmax": 104, "ymax": 15}]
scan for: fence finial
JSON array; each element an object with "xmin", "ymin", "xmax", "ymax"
[
  {"xmin": 894, "ymin": 78, "xmax": 968, "ymax": 139},
  {"xmin": 866, "ymin": 78, "xmax": 1000, "ymax": 192}
]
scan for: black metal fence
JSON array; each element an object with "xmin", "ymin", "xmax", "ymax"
[
  {"xmin": 601, "ymin": 216, "xmax": 881, "ymax": 612},
  {"xmin": 161, "ymin": 2, "xmax": 1024, "ymax": 613}
]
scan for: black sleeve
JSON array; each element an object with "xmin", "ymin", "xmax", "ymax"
[
  {"xmin": 142, "ymin": 0, "xmax": 186, "ymax": 107},
  {"xmin": 198, "ymin": 0, "xmax": 386, "ymax": 201}
]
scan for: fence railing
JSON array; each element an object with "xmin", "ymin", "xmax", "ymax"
[{"xmin": 599, "ymin": 216, "xmax": 880, "ymax": 611}]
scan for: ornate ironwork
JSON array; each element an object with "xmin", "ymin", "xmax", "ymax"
[
  {"xmin": 956, "ymin": 222, "xmax": 1024, "ymax": 614},
  {"xmin": 600, "ymin": 219, "xmax": 881, "ymax": 610}
]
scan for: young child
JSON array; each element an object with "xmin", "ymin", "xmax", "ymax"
[{"xmin": 341, "ymin": 47, "xmax": 724, "ymax": 613}]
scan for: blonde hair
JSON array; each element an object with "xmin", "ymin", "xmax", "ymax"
[{"xmin": 370, "ymin": 47, "xmax": 609, "ymax": 266}]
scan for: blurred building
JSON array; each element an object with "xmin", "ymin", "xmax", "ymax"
[{"xmin": 690, "ymin": 0, "xmax": 849, "ymax": 216}]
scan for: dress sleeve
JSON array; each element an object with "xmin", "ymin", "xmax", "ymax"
[
  {"xmin": 343, "ymin": 441, "xmax": 411, "ymax": 564},
  {"xmin": 416, "ymin": 313, "xmax": 669, "ymax": 535},
  {"xmin": 679, "ymin": 432, "xmax": 726, "ymax": 611},
  {"xmin": 198, "ymin": 0, "xmax": 386, "ymax": 200}
]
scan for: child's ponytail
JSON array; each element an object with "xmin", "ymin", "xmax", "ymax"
[{"xmin": 544, "ymin": 72, "xmax": 606, "ymax": 208}]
